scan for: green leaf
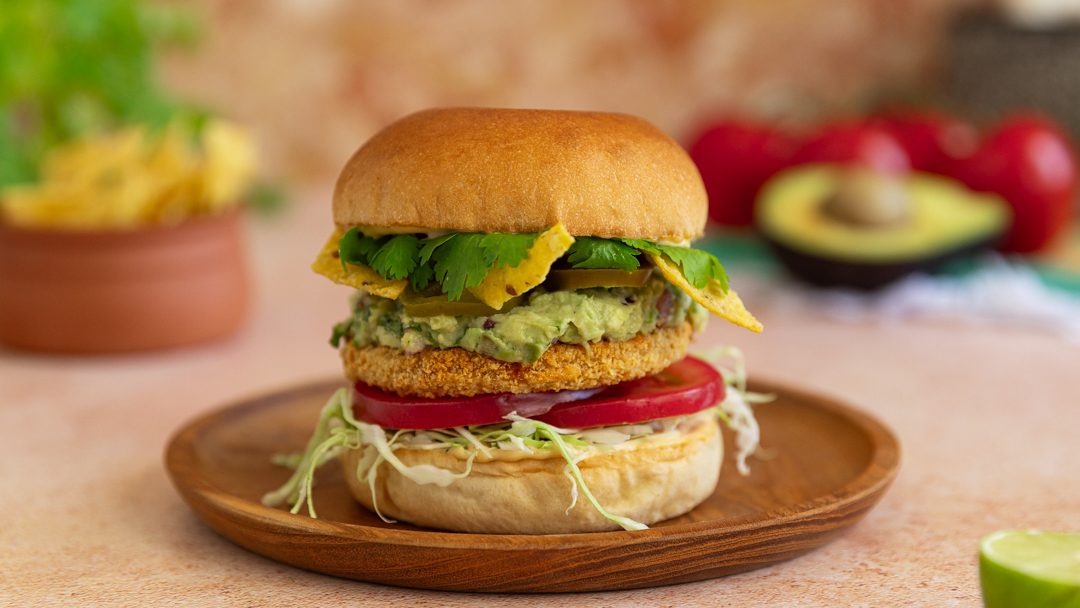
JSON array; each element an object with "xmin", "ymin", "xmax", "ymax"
[
  {"xmin": 479, "ymin": 232, "xmax": 536, "ymax": 268},
  {"xmin": 617, "ymin": 238, "xmax": 729, "ymax": 291},
  {"xmin": 410, "ymin": 263, "xmax": 435, "ymax": 292},
  {"xmin": 418, "ymin": 233, "xmax": 456, "ymax": 265},
  {"xmin": 415, "ymin": 232, "xmax": 531, "ymax": 295},
  {"xmin": 331, "ymin": 229, "xmax": 730, "ymax": 300},
  {"xmin": 0, "ymin": 0, "xmax": 203, "ymax": 189},
  {"xmin": 429, "ymin": 234, "xmax": 496, "ymax": 300},
  {"xmin": 566, "ymin": 237, "xmax": 641, "ymax": 271},
  {"xmin": 414, "ymin": 233, "xmax": 455, "ymax": 291},
  {"xmin": 246, "ymin": 181, "xmax": 288, "ymax": 216},
  {"xmin": 618, "ymin": 238, "xmax": 661, "ymax": 255},
  {"xmin": 338, "ymin": 228, "xmax": 381, "ymax": 269},
  {"xmin": 655, "ymin": 244, "xmax": 729, "ymax": 291},
  {"xmin": 369, "ymin": 235, "xmax": 420, "ymax": 280}
]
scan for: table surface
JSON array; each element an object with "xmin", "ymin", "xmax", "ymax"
[{"xmin": 3, "ymin": 198, "xmax": 1078, "ymax": 607}]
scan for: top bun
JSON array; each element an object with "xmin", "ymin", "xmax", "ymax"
[{"xmin": 333, "ymin": 108, "xmax": 707, "ymax": 242}]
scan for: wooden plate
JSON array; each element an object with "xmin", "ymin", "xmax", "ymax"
[{"xmin": 165, "ymin": 378, "xmax": 899, "ymax": 593}]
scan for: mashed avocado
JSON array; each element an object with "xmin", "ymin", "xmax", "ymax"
[{"xmin": 333, "ymin": 277, "xmax": 707, "ymax": 363}]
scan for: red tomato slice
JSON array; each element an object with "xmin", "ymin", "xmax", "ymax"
[
  {"xmin": 353, "ymin": 356, "xmax": 724, "ymax": 430},
  {"xmin": 535, "ymin": 356, "xmax": 724, "ymax": 428}
]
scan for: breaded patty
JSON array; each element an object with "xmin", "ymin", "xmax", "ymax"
[{"xmin": 342, "ymin": 322, "xmax": 693, "ymax": 397}]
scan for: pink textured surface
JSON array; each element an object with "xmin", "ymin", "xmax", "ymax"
[
  {"xmin": 162, "ymin": 0, "xmax": 976, "ymax": 186},
  {"xmin": 2, "ymin": 196, "xmax": 1078, "ymax": 606}
]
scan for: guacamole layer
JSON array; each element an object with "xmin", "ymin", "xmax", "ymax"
[{"xmin": 333, "ymin": 277, "xmax": 707, "ymax": 364}]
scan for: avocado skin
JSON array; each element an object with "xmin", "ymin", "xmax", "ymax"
[{"xmin": 764, "ymin": 232, "xmax": 1002, "ymax": 290}]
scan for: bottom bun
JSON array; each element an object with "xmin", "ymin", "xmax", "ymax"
[{"xmin": 341, "ymin": 415, "xmax": 722, "ymax": 534}]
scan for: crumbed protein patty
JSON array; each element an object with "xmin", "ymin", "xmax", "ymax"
[{"xmin": 342, "ymin": 322, "xmax": 694, "ymax": 397}]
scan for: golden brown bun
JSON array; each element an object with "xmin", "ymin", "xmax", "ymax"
[
  {"xmin": 333, "ymin": 108, "xmax": 707, "ymax": 242},
  {"xmin": 342, "ymin": 322, "xmax": 692, "ymax": 397},
  {"xmin": 342, "ymin": 414, "xmax": 722, "ymax": 534}
]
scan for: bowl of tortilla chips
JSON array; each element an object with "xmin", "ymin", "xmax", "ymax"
[{"xmin": 0, "ymin": 120, "xmax": 257, "ymax": 353}]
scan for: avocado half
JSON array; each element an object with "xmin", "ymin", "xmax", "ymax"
[{"xmin": 756, "ymin": 164, "xmax": 1010, "ymax": 289}]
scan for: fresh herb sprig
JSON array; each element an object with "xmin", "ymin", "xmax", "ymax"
[
  {"xmin": 337, "ymin": 228, "xmax": 729, "ymax": 299},
  {"xmin": 564, "ymin": 236, "xmax": 729, "ymax": 291},
  {"xmin": 565, "ymin": 237, "xmax": 642, "ymax": 271},
  {"xmin": 338, "ymin": 229, "xmax": 538, "ymax": 300},
  {"xmin": 621, "ymin": 239, "xmax": 729, "ymax": 291}
]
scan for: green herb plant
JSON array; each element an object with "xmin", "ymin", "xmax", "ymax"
[{"xmin": 0, "ymin": 0, "xmax": 203, "ymax": 188}]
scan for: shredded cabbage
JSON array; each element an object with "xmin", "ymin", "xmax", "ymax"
[
  {"xmin": 718, "ymin": 385, "xmax": 759, "ymax": 475},
  {"xmin": 263, "ymin": 390, "xmax": 667, "ymax": 530},
  {"xmin": 263, "ymin": 347, "xmax": 765, "ymax": 531},
  {"xmin": 261, "ymin": 389, "xmax": 475, "ymax": 519},
  {"xmin": 453, "ymin": 426, "xmax": 492, "ymax": 458},
  {"xmin": 577, "ymin": 427, "xmax": 631, "ymax": 445},
  {"xmin": 260, "ymin": 389, "xmax": 351, "ymax": 515},
  {"xmin": 563, "ymin": 467, "xmax": 580, "ymax": 514},
  {"xmin": 696, "ymin": 346, "xmax": 772, "ymax": 475}
]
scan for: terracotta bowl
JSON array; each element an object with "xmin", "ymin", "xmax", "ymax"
[{"xmin": 0, "ymin": 209, "xmax": 250, "ymax": 354}]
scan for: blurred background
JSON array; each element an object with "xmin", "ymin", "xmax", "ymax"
[
  {"xmin": 162, "ymin": 0, "xmax": 978, "ymax": 187},
  {"xmin": 3, "ymin": 0, "xmax": 1080, "ymax": 352}
]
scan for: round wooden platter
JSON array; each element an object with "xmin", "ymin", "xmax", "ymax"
[{"xmin": 165, "ymin": 378, "xmax": 899, "ymax": 593}]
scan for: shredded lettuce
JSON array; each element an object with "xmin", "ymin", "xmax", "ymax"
[
  {"xmin": 263, "ymin": 392, "xmax": 678, "ymax": 530},
  {"xmin": 453, "ymin": 425, "xmax": 492, "ymax": 458},
  {"xmin": 261, "ymin": 389, "xmax": 476, "ymax": 519},
  {"xmin": 696, "ymin": 346, "xmax": 772, "ymax": 475},
  {"xmin": 260, "ymin": 389, "xmax": 351, "ymax": 515},
  {"xmin": 264, "ymin": 348, "xmax": 765, "ymax": 531},
  {"xmin": 718, "ymin": 385, "xmax": 759, "ymax": 475}
]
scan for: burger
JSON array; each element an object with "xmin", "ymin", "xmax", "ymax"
[{"xmin": 263, "ymin": 108, "xmax": 763, "ymax": 534}]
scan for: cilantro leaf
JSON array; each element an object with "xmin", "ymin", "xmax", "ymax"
[
  {"xmin": 338, "ymin": 228, "xmax": 381, "ymax": 268},
  {"xmin": 655, "ymin": 244, "xmax": 729, "ymax": 291},
  {"xmin": 410, "ymin": 263, "xmax": 435, "ymax": 292},
  {"xmin": 330, "ymin": 228, "xmax": 732, "ymax": 302},
  {"xmin": 566, "ymin": 237, "xmax": 641, "ymax": 271},
  {"xmin": 369, "ymin": 235, "xmax": 420, "ymax": 280},
  {"xmin": 418, "ymin": 234, "xmax": 456, "ymax": 265},
  {"xmin": 429, "ymin": 234, "xmax": 497, "ymax": 300},
  {"xmin": 414, "ymin": 233, "xmax": 455, "ymax": 292},
  {"xmin": 480, "ymin": 233, "xmax": 536, "ymax": 268},
  {"xmin": 619, "ymin": 238, "xmax": 661, "ymax": 255},
  {"xmin": 620, "ymin": 238, "xmax": 729, "ymax": 292}
]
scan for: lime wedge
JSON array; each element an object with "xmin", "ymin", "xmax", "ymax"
[{"xmin": 980, "ymin": 529, "xmax": 1080, "ymax": 608}]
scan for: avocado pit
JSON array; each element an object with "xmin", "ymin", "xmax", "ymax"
[{"xmin": 821, "ymin": 169, "xmax": 911, "ymax": 229}]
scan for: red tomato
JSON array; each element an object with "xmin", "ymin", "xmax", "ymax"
[
  {"xmin": 945, "ymin": 113, "xmax": 1078, "ymax": 253},
  {"xmin": 872, "ymin": 109, "xmax": 979, "ymax": 173},
  {"xmin": 790, "ymin": 122, "xmax": 911, "ymax": 174},
  {"xmin": 353, "ymin": 356, "xmax": 725, "ymax": 430},
  {"xmin": 535, "ymin": 356, "xmax": 724, "ymax": 428},
  {"xmin": 688, "ymin": 121, "xmax": 799, "ymax": 226}
]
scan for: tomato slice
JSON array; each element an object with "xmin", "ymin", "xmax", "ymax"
[
  {"xmin": 352, "ymin": 356, "xmax": 724, "ymax": 430},
  {"xmin": 535, "ymin": 356, "xmax": 723, "ymax": 428},
  {"xmin": 352, "ymin": 383, "xmax": 600, "ymax": 430}
]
